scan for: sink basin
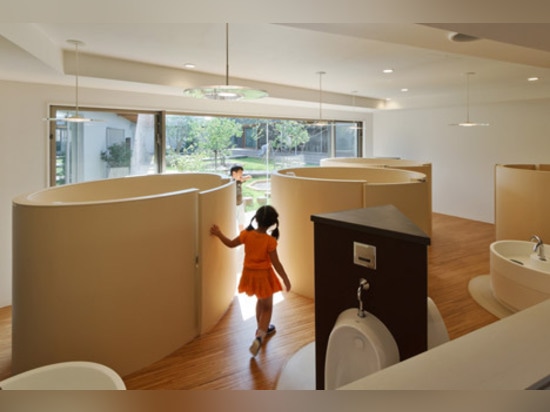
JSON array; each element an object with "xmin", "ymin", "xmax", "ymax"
[{"xmin": 490, "ymin": 240, "xmax": 550, "ymax": 312}]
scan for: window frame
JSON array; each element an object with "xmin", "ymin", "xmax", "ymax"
[{"xmin": 48, "ymin": 105, "xmax": 362, "ymax": 186}]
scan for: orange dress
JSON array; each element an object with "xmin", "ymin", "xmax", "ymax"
[{"xmin": 238, "ymin": 229, "xmax": 283, "ymax": 299}]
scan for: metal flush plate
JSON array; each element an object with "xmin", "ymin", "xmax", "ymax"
[{"xmin": 353, "ymin": 242, "xmax": 377, "ymax": 270}]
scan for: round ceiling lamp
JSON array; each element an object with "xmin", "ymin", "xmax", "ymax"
[
  {"xmin": 44, "ymin": 40, "xmax": 102, "ymax": 122},
  {"xmin": 183, "ymin": 24, "xmax": 268, "ymax": 101},
  {"xmin": 449, "ymin": 72, "xmax": 489, "ymax": 127}
]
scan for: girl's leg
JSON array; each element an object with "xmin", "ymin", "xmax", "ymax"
[
  {"xmin": 249, "ymin": 296, "xmax": 273, "ymax": 356},
  {"xmin": 255, "ymin": 296, "xmax": 273, "ymax": 338}
]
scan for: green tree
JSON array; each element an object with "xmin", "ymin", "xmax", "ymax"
[
  {"xmin": 165, "ymin": 116, "xmax": 210, "ymax": 172},
  {"xmin": 273, "ymin": 120, "xmax": 310, "ymax": 155},
  {"xmin": 166, "ymin": 116, "xmax": 201, "ymax": 155},
  {"xmin": 166, "ymin": 149, "xmax": 207, "ymax": 171},
  {"xmin": 100, "ymin": 142, "xmax": 132, "ymax": 167},
  {"xmin": 197, "ymin": 117, "xmax": 243, "ymax": 169}
]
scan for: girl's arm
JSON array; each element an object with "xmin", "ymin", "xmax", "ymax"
[
  {"xmin": 210, "ymin": 224, "xmax": 241, "ymax": 248},
  {"xmin": 269, "ymin": 248, "xmax": 291, "ymax": 292}
]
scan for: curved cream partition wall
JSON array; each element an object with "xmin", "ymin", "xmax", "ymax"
[
  {"xmin": 270, "ymin": 167, "xmax": 430, "ymax": 299},
  {"xmin": 321, "ymin": 157, "xmax": 432, "ymax": 236},
  {"xmin": 321, "ymin": 157, "xmax": 429, "ymax": 170},
  {"xmin": 12, "ymin": 173, "xmax": 237, "ymax": 376},
  {"xmin": 495, "ymin": 164, "xmax": 550, "ymax": 241}
]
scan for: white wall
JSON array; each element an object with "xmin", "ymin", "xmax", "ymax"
[
  {"xmin": 373, "ymin": 99, "xmax": 550, "ymax": 223},
  {"xmin": 0, "ymin": 79, "xmax": 372, "ymax": 308}
]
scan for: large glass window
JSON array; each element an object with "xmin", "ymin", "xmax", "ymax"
[
  {"xmin": 50, "ymin": 107, "xmax": 361, "ymax": 210},
  {"xmin": 335, "ymin": 122, "xmax": 361, "ymax": 158},
  {"xmin": 49, "ymin": 107, "xmax": 161, "ymax": 186},
  {"xmin": 165, "ymin": 114, "xmax": 361, "ymax": 211}
]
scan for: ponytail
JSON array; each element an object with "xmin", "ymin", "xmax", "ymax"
[
  {"xmin": 246, "ymin": 215, "xmax": 255, "ymax": 232},
  {"xmin": 247, "ymin": 205, "xmax": 281, "ymax": 239},
  {"xmin": 271, "ymin": 222, "xmax": 280, "ymax": 240}
]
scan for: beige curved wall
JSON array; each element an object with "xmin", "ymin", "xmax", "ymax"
[
  {"xmin": 495, "ymin": 164, "xmax": 550, "ymax": 241},
  {"xmin": 321, "ymin": 157, "xmax": 429, "ymax": 169},
  {"xmin": 321, "ymin": 157, "xmax": 432, "ymax": 235},
  {"xmin": 199, "ymin": 184, "xmax": 239, "ymax": 334},
  {"xmin": 270, "ymin": 167, "xmax": 429, "ymax": 299},
  {"xmin": 12, "ymin": 173, "xmax": 236, "ymax": 377}
]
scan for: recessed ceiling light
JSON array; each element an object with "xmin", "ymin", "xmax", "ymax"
[
  {"xmin": 383, "ymin": 69, "xmax": 394, "ymax": 74},
  {"xmin": 184, "ymin": 63, "xmax": 196, "ymax": 69},
  {"xmin": 401, "ymin": 88, "xmax": 408, "ymax": 92},
  {"xmin": 528, "ymin": 77, "xmax": 539, "ymax": 82}
]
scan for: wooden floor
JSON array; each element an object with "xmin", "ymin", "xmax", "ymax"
[{"xmin": 0, "ymin": 213, "xmax": 498, "ymax": 389}]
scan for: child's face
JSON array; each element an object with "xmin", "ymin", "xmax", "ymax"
[{"xmin": 232, "ymin": 170, "xmax": 243, "ymax": 180}]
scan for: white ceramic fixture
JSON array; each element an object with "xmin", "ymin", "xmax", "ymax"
[
  {"xmin": 324, "ymin": 308, "xmax": 399, "ymax": 390},
  {"xmin": 0, "ymin": 361, "xmax": 126, "ymax": 390},
  {"xmin": 490, "ymin": 239, "xmax": 550, "ymax": 312},
  {"xmin": 276, "ymin": 298, "xmax": 448, "ymax": 390}
]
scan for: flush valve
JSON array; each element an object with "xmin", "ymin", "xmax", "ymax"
[{"xmin": 357, "ymin": 278, "xmax": 370, "ymax": 318}]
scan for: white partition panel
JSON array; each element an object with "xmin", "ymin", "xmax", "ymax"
[
  {"xmin": 199, "ymin": 181, "xmax": 238, "ymax": 334},
  {"xmin": 11, "ymin": 173, "xmax": 234, "ymax": 377},
  {"xmin": 271, "ymin": 166, "xmax": 431, "ymax": 299},
  {"xmin": 364, "ymin": 181, "xmax": 431, "ymax": 236},
  {"xmin": 271, "ymin": 171, "xmax": 365, "ymax": 298},
  {"xmin": 495, "ymin": 164, "xmax": 550, "ymax": 241},
  {"xmin": 12, "ymin": 188, "xmax": 199, "ymax": 377},
  {"xmin": 321, "ymin": 158, "xmax": 432, "ymax": 235}
]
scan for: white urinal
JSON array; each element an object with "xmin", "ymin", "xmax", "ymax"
[
  {"xmin": 277, "ymin": 298, "xmax": 449, "ymax": 390},
  {"xmin": 0, "ymin": 361, "xmax": 126, "ymax": 390},
  {"xmin": 427, "ymin": 297, "xmax": 450, "ymax": 349},
  {"xmin": 324, "ymin": 308, "xmax": 399, "ymax": 390}
]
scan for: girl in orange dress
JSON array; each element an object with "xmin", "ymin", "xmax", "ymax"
[{"xmin": 210, "ymin": 205, "xmax": 291, "ymax": 357}]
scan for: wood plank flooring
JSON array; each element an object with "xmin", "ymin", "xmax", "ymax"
[
  {"xmin": 0, "ymin": 305, "xmax": 11, "ymax": 382},
  {"xmin": 0, "ymin": 213, "xmax": 498, "ymax": 389}
]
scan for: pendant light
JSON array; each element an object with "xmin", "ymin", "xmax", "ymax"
[
  {"xmin": 44, "ymin": 40, "xmax": 100, "ymax": 123},
  {"xmin": 183, "ymin": 24, "xmax": 268, "ymax": 101},
  {"xmin": 450, "ymin": 72, "xmax": 489, "ymax": 127},
  {"xmin": 313, "ymin": 71, "xmax": 328, "ymax": 126}
]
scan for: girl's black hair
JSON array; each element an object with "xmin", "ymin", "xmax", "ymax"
[{"xmin": 246, "ymin": 205, "xmax": 280, "ymax": 239}]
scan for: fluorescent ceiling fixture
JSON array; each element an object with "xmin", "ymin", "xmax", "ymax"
[
  {"xmin": 183, "ymin": 24, "xmax": 268, "ymax": 101},
  {"xmin": 383, "ymin": 69, "xmax": 394, "ymax": 73},
  {"xmin": 401, "ymin": 88, "xmax": 408, "ymax": 92},
  {"xmin": 528, "ymin": 77, "xmax": 539, "ymax": 82},
  {"xmin": 450, "ymin": 72, "xmax": 490, "ymax": 127},
  {"xmin": 183, "ymin": 63, "xmax": 196, "ymax": 69},
  {"xmin": 44, "ymin": 40, "xmax": 102, "ymax": 123}
]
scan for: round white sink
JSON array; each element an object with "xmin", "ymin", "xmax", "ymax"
[{"xmin": 490, "ymin": 240, "xmax": 550, "ymax": 312}]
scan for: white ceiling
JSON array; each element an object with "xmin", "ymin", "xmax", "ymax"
[{"xmin": 1, "ymin": 23, "xmax": 550, "ymax": 110}]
